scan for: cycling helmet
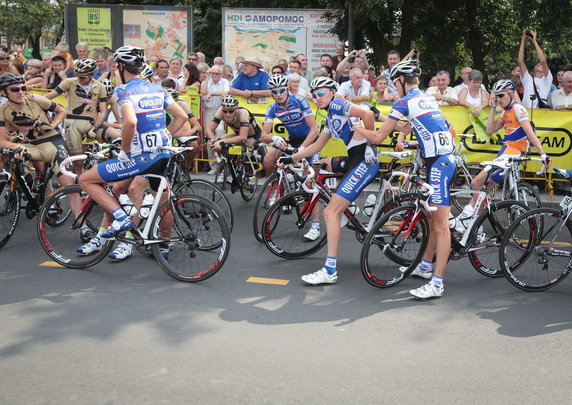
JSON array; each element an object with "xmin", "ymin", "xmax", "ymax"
[
  {"xmin": 220, "ymin": 95, "xmax": 239, "ymax": 109},
  {"xmin": 165, "ymin": 87, "xmax": 180, "ymax": 100},
  {"xmin": 140, "ymin": 63, "xmax": 154, "ymax": 80},
  {"xmin": 74, "ymin": 58, "xmax": 97, "ymax": 75},
  {"xmin": 0, "ymin": 73, "xmax": 24, "ymax": 89},
  {"xmin": 113, "ymin": 46, "xmax": 145, "ymax": 66},
  {"xmin": 310, "ymin": 76, "xmax": 338, "ymax": 91},
  {"xmin": 492, "ymin": 79, "xmax": 516, "ymax": 94},
  {"xmin": 101, "ymin": 78, "xmax": 115, "ymax": 98},
  {"xmin": 267, "ymin": 74, "xmax": 289, "ymax": 89},
  {"xmin": 389, "ymin": 59, "xmax": 421, "ymax": 81}
]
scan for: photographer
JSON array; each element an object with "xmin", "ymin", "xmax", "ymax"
[{"xmin": 517, "ymin": 29, "xmax": 552, "ymax": 108}]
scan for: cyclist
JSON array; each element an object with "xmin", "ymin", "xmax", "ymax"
[
  {"xmin": 77, "ymin": 46, "xmax": 187, "ymax": 244},
  {"xmin": 260, "ymin": 74, "xmax": 319, "ymax": 176},
  {"xmin": 45, "ymin": 58, "xmax": 108, "ymax": 174},
  {"xmin": 354, "ymin": 60, "xmax": 455, "ymax": 299},
  {"xmin": 278, "ymin": 76, "xmax": 377, "ymax": 285},
  {"xmin": 94, "ymin": 78, "xmax": 121, "ymax": 141},
  {"xmin": 453, "ymin": 79, "xmax": 550, "ymax": 230}
]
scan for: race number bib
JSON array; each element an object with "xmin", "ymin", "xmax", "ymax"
[
  {"xmin": 434, "ymin": 131, "xmax": 454, "ymax": 155},
  {"xmin": 140, "ymin": 130, "xmax": 170, "ymax": 152}
]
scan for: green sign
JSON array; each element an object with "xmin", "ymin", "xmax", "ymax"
[{"xmin": 77, "ymin": 8, "xmax": 112, "ymax": 49}]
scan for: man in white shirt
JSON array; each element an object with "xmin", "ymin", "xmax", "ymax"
[
  {"xmin": 548, "ymin": 71, "xmax": 572, "ymax": 111},
  {"xmin": 518, "ymin": 29, "xmax": 552, "ymax": 108},
  {"xmin": 288, "ymin": 59, "xmax": 309, "ymax": 94},
  {"xmin": 427, "ymin": 71, "xmax": 459, "ymax": 106},
  {"xmin": 336, "ymin": 67, "xmax": 371, "ymax": 102}
]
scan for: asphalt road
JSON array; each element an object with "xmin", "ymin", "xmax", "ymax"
[{"xmin": 1, "ymin": 184, "xmax": 572, "ymax": 404}]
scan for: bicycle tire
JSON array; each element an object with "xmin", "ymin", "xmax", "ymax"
[
  {"xmin": 253, "ymin": 173, "xmax": 285, "ymax": 242},
  {"xmin": 360, "ymin": 205, "xmax": 430, "ymax": 288},
  {"xmin": 467, "ymin": 200, "xmax": 529, "ymax": 278},
  {"xmin": 499, "ymin": 208, "xmax": 572, "ymax": 291},
  {"xmin": 175, "ymin": 179, "xmax": 234, "ymax": 232},
  {"xmin": 450, "ymin": 163, "xmax": 482, "ymax": 213},
  {"xmin": 240, "ymin": 155, "xmax": 258, "ymax": 201},
  {"xmin": 262, "ymin": 190, "xmax": 328, "ymax": 259},
  {"xmin": 151, "ymin": 193, "xmax": 230, "ymax": 282},
  {"xmin": 0, "ymin": 183, "xmax": 21, "ymax": 250},
  {"xmin": 37, "ymin": 184, "xmax": 114, "ymax": 268},
  {"xmin": 507, "ymin": 181, "xmax": 542, "ymax": 208}
]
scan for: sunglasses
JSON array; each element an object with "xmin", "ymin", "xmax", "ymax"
[
  {"xmin": 271, "ymin": 88, "xmax": 287, "ymax": 95},
  {"xmin": 0, "ymin": 57, "xmax": 9, "ymax": 60},
  {"xmin": 8, "ymin": 86, "xmax": 27, "ymax": 93},
  {"xmin": 495, "ymin": 93, "xmax": 506, "ymax": 99},
  {"xmin": 311, "ymin": 89, "xmax": 328, "ymax": 98},
  {"xmin": 222, "ymin": 109, "xmax": 236, "ymax": 114}
]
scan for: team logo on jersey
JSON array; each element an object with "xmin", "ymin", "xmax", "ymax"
[
  {"xmin": 418, "ymin": 99, "xmax": 436, "ymax": 110},
  {"xmin": 331, "ymin": 118, "xmax": 342, "ymax": 131},
  {"xmin": 138, "ymin": 96, "xmax": 163, "ymax": 110}
]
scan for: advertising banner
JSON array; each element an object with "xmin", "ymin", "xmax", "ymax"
[
  {"xmin": 77, "ymin": 7, "xmax": 112, "ymax": 49},
  {"xmin": 222, "ymin": 8, "xmax": 339, "ymax": 73},
  {"xmin": 123, "ymin": 9, "xmax": 189, "ymax": 59}
]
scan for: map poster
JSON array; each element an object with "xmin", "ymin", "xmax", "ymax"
[
  {"xmin": 77, "ymin": 7, "xmax": 112, "ymax": 49},
  {"xmin": 123, "ymin": 9, "xmax": 189, "ymax": 59},
  {"xmin": 222, "ymin": 8, "xmax": 339, "ymax": 73}
]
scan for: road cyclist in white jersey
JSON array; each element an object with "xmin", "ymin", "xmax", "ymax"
[
  {"xmin": 354, "ymin": 59, "xmax": 456, "ymax": 299},
  {"xmin": 77, "ymin": 46, "xmax": 187, "ymax": 252}
]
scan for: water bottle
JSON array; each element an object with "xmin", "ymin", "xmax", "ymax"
[
  {"xmin": 364, "ymin": 194, "xmax": 377, "ymax": 217},
  {"xmin": 139, "ymin": 193, "xmax": 155, "ymax": 219},
  {"xmin": 340, "ymin": 203, "xmax": 360, "ymax": 227},
  {"xmin": 118, "ymin": 194, "xmax": 138, "ymax": 217}
]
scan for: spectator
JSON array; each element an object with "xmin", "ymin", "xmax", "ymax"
[
  {"xmin": 187, "ymin": 52, "xmax": 199, "ymax": 65},
  {"xmin": 42, "ymin": 55, "xmax": 70, "ymax": 89},
  {"xmin": 234, "ymin": 55, "xmax": 245, "ymax": 76},
  {"xmin": 555, "ymin": 70, "xmax": 565, "ymax": 89},
  {"xmin": 200, "ymin": 64, "xmax": 230, "ymax": 174},
  {"xmin": 53, "ymin": 42, "xmax": 74, "ymax": 71},
  {"xmin": 287, "ymin": 73, "xmax": 305, "ymax": 96},
  {"xmin": 23, "ymin": 59, "xmax": 44, "ymax": 88},
  {"xmin": 221, "ymin": 64, "xmax": 234, "ymax": 82},
  {"xmin": 0, "ymin": 51, "xmax": 15, "ymax": 75},
  {"xmin": 511, "ymin": 74, "xmax": 524, "ymax": 102},
  {"xmin": 197, "ymin": 62, "xmax": 209, "ymax": 84},
  {"xmin": 380, "ymin": 50, "xmax": 401, "ymax": 94},
  {"xmin": 335, "ymin": 49, "xmax": 358, "ymax": 84},
  {"xmin": 41, "ymin": 52, "xmax": 53, "ymax": 71},
  {"xmin": 75, "ymin": 43, "xmax": 90, "ymax": 59},
  {"xmin": 517, "ymin": 29, "xmax": 552, "ymax": 108},
  {"xmin": 548, "ymin": 71, "xmax": 572, "ymax": 110},
  {"xmin": 296, "ymin": 54, "xmax": 313, "ymax": 83},
  {"xmin": 277, "ymin": 58, "xmax": 289, "ymax": 75},
  {"xmin": 428, "ymin": 75, "xmax": 438, "ymax": 87},
  {"xmin": 458, "ymin": 69, "xmax": 489, "ymax": 116},
  {"xmin": 336, "ymin": 67, "xmax": 371, "ymax": 103},
  {"xmin": 183, "ymin": 63, "xmax": 201, "ymax": 89},
  {"xmin": 213, "ymin": 56, "xmax": 224, "ymax": 66},
  {"xmin": 332, "ymin": 42, "xmax": 345, "ymax": 71},
  {"xmin": 454, "ymin": 66, "xmax": 472, "ymax": 95},
  {"xmin": 320, "ymin": 54, "xmax": 333, "ymax": 68},
  {"xmin": 197, "ymin": 52, "xmax": 206, "ymax": 64},
  {"xmin": 97, "ymin": 55, "xmax": 121, "ymax": 85},
  {"xmin": 271, "ymin": 65, "xmax": 285, "ymax": 75},
  {"xmin": 287, "ymin": 59, "xmax": 310, "ymax": 93},
  {"xmin": 93, "ymin": 49, "xmax": 109, "ymax": 80},
  {"xmin": 152, "ymin": 59, "xmax": 170, "ymax": 86},
  {"xmin": 374, "ymin": 75, "xmax": 397, "ymax": 103},
  {"xmin": 427, "ymin": 71, "xmax": 459, "ymax": 105},
  {"xmin": 229, "ymin": 57, "xmax": 271, "ymax": 102},
  {"xmin": 169, "ymin": 57, "xmax": 185, "ymax": 88},
  {"xmin": 511, "ymin": 65, "xmax": 521, "ymax": 76},
  {"xmin": 10, "ymin": 58, "xmax": 24, "ymax": 75}
]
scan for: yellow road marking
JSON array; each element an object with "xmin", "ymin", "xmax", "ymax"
[
  {"xmin": 39, "ymin": 261, "xmax": 64, "ymax": 268},
  {"xmin": 246, "ymin": 277, "xmax": 289, "ymax": 286}
]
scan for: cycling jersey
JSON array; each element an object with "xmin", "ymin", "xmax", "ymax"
[
  {"xmin": 265, "ymin": 94, "xmax": 313, "ymax": 139},
  {"xmin": 499, "ymin": 102, "xmax": 529, "ymax": 154},
  {"xmin": 389, "ymin": 88, "xmax": 454, "ymax": 158},
  {"xmin": 0, "ymin": 94, "xmax": 60, "ymax": 142},
  {"xmin": 166, "ymin": 100, "xmax": 195, "ymax": 126},
  {"xmin": 54, "ymin": 78, "xmax": 107, "ymax": 119},
  {"xmin": 114, "ymin": 77, "xmax": 174, "ymax": 156},
  {"xmin": 212, "ymin": 107, "xmax": 260, "ymax": 139},
  {"xmin": 322, "ymin": 97, "xmax": 356, "ymax": 145}
]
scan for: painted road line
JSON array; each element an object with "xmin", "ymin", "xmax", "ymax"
[
  {"xmin": 246, "ymin": 277, "xmax": 289, "ymax": 286},
  {"xmin": 39, "ymin": 261, "xmax": 64, "ymax": 268}
]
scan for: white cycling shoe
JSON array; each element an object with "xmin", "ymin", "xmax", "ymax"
[
  {"xmin": 303, "ymin": 227, "xmax": 320, "ymax": 241},
  {"xmin": 400, "ymin": 264, "xmax": 432, "ymax": 279},
  {"xmin": 77, "ymin": 235, "xmax": 105, "ymax": 255},
  {"xmin": 410, "ymin": 281, "xmax": 444, "ymax": 299},
  {"xmin": 301, "ymin": 268, "xmax": 338, "ymax": 285},
  {"xmin": 108, "ymin": 242, "xmax": 133, "ymax": 261}
]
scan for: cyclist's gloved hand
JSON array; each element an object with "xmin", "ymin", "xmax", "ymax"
[
  {"xmin": 278, "ymin": 156, "xmax": 293, "ymax": 165},
  {"xmin": 14, "ymin": 147, "xmax": 30, "ymax": 161},
  {"xmin": 364, "ymin": 145, "xmax": 378, "ymax": 165},
  {"xmin": 541, "ymin": 153, "xmax": 551, "ymax": 168},
  {"xmin": 86, "ymin": 127, "xmax": 98, "ymax": 141},
  {"xmin": 117, "ymin": 150, "xmax": 131, "ymax": 162},
  {"xmin": 211, "ymin": 140, "xmax": 225, "ymax": 150},
  {"xmin": 272, "ymin": 135, "xmax": 286, "ymax": 149}
]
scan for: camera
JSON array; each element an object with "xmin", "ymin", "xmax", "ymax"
[{"xmin": 525, "ymin": 29, "xmax": 534, "ymax": 38}]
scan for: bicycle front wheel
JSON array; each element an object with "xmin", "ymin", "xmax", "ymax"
[
  {"xmin": 360, "ymin": 205, "xmax": 430, "ymax": 288},
  {"xmin": 0, "ymin": 182, "xmax": 21, "ymax": 250},
  {"xmin": 253, "ymin": 173, "xmax": 285, "ymax": 242},
  {"xmin": 37, "ymin": 184, "xmax": 113, "ymax": 268},
  {"xmin": 151, "ymin": 194, "xmax": 230, "ymax": 282},
  {"xmin": 499, "ymin": 208, "xmax": 572, "ymax": 291},
  {"xmin": 262, "ymin": 190, "xmax": 328, "ymax": 259},
  {"xmin": 175, "ymin": 179, "xmax": 234, "ymax": 232}
]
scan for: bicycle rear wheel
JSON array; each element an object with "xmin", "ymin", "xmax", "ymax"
[
  {"xmin": 262, "ymin": 190, "xmax": 328, "ymax": 259},
  {"xmin": 507, "ymin": 181, "xmax": 542, "ymax": 208},
  {"xmin": 467, "ymin": 200, "xmax": 529, "ymax": 278},
  {"xmin": 37, "ymin": 184, "xmax": 114, "ymax": 268},
  {"xmin": 0, "ymin": 182, "xmax": 21, "ymax": 250},
  {"xmin": 151, "ymin": 194, "xmax": 230, "ymax": 282},
  {"xmin": 175, "ymin": 179, "xmax": 233, "ymax": 232},
  {"xmin": 499, "ymin": 208, "xmax": 572, "ymax": 291}
]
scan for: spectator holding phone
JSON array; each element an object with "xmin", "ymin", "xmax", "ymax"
[{"xmin": 517, "ymin": 29, "xmax": 552, "ymax": 108}]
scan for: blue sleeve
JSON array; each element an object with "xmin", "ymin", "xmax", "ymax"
[
  {"xmin": 259, "ymin": 72, "xmax": 270, "ymax": 90},
  {"xmin": 231, "ymin": 74, "xmax": 244, "ymax": 90}
]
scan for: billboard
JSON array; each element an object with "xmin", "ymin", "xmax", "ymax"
[
  {"xmin": 222, "ymin": 8, "xmax": 339, "ymax": 72},
  {"xmin": 76, "ymin": 7, "xmax": 112, "ymax": 49}
]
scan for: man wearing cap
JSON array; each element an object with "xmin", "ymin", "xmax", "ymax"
[{"xmin": 229, "ymin": 57, "xmax": 271, "ymax": 102}]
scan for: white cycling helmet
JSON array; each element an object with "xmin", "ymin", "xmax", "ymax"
[
  {"xmin": 267, "ymin": 74, "xmax": 289, "ymax": 89},
  {"xmin": 310, "ymin": 76, "xmax": 338, "ymax": 91},
  {"xmin": 101, "ymin": 78, "xmax": 115, "ymax": 98},
  {"xmin": 140, "ymin": 63, "xmax": 154, "ymax": 80},
  {"xmin": 389, "ymin": 59, "xmax": 421, "ymax": 81},
  {"xmin": 74, "ymin": 58, "xmax": 97, "ymax": 75},
  {"xmin": 492, "ymin": 79, "xmax": 516, "ymax": 94},
  {"xmin": 165, "ymin": 87, "xmax": 180, "ymax": 100},
  {"xmin": 113, "ymin": 46, "xmax": 145, "ymax": 66}
]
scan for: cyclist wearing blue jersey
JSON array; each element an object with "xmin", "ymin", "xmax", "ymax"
[
  {"xmin": 355, "ymin": 59, "xmax": 455, "ymax": 299},
  {"xmin": 259, "ymin": 74, "xmax": 319, "ymax": 175},
  {"xmin": 278, "ymin": 76, "xmax": 377, "ymax": 285},
  {"xmin": 78, "ymin": 46, "xmax": 187, "ymax": 239}
]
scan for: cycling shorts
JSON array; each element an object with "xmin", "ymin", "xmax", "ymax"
[
  {"xmin": 335, "ymin": 143, "xmax": 380, "ymax": 203},
  {"xmin": 487, "ymin": 149, "xmax": 521, "ymax": 183},
  {"xmin": 97, "ymin": 151, "xmax": 170, "ymax": 191},
  {"xmin": 24, "ymin": 136, "xmax": 69, "ymax": 176},
  {"xmin": 64, "ymin": 117, "xmax": 94, "ymax": 153},
  {"xmin": 425, "ymin": 154, "xmax": 456, "ymax": 206}
]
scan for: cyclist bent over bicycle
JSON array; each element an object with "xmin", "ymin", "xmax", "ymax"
[{"xmin": 78, "ymin": 46, "xmax": 187, "ymax": 239}]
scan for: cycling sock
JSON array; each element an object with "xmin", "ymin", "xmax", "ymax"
[
  {"xmin": 311, "ymin": 221, "xmax": 320, "ymax": 231},
  {"xmin": 112, "ymin": 208, "xmax": 128, "ymax": 222},
  {"xmin": 431, "ymin": 275, "xmax": 443, "ymax": 289},
  {"xmin": 324, "ymin": 256, "xmax": 337, "ymax": 275},
  {"xmin": 419, "ymin": 259, "xmax": 432, "ymax": 271},
  {"xmin": 98, "ymin": 227, "xmax": 107, "ymax": 235}
]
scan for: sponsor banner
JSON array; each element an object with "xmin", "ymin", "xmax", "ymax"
[
  {"xmin": 77, "ymin": 7, "xmax": 112, "ymax": 49},
  {"xmin": 222, "ymin": 8, "xmax": 339, "ymax": 73},
  {"xmin": 28, "ymin": 88, "xmax": 572, "ymax": 170}
]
